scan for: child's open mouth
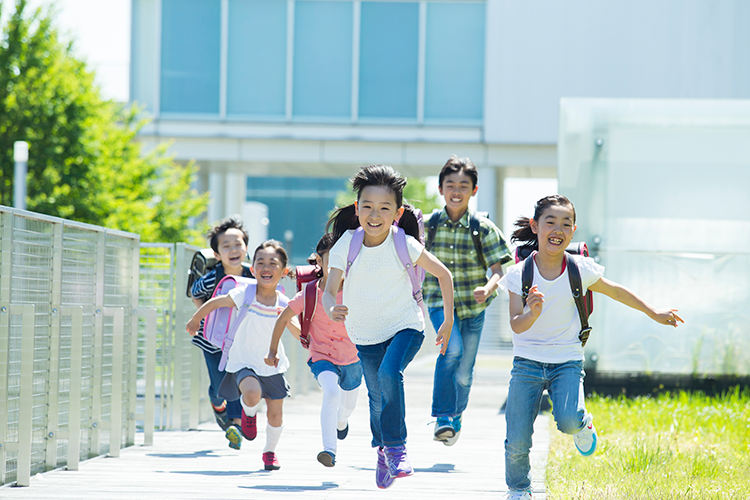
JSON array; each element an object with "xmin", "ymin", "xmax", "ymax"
[
  {"xmin": 367, "ymin": 222, "xmax": 382, "ymax": 228},
  {"xmin": 549, "ymin": 237, "xmax": 563, "ymax": 246}
]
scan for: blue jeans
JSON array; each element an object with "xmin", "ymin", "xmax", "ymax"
[
  {"xmin": 356, "ymin": 329, "xmax": 424, "ymax": 448},
  {"xmin": 429, "ymin": 307, "xmax": 486, "ymax": 417},
  {"xmin": 203, "ymin": 349, "xmax": 241, "ymax": 420},
  {"xmin": 505, "ymin": 357, "xmax": 588, "ymax": 492}
]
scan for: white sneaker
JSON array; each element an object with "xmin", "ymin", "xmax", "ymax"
[
  {"xmin": 573, "ymin": 413, "xmax": 597, "ymax": 456},
  {"xmin": 505, "ymin": 490, "xmax": 532, "ymax": 500}
]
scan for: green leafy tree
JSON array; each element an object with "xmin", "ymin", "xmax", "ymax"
[
  {"xmin": 334, "ymin": 175, "xmax": 442, "ymax": 217},
  {"xmin": 0, "ymin": 0, "xmax": 208, "ymax": 243}
]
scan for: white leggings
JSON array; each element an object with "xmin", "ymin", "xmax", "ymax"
[{"xmin": 318, "ymin": 370, "xmax": 359, "ymax": 453}]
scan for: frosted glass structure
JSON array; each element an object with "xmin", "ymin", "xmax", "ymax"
[{"xmin": 558, "ymin": 98, "xmax": 750, "ymax": 376}]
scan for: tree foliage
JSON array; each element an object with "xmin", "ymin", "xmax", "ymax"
[{"xmin": 0, "ymin": 0, "xmax": 208, "ymax": 243}]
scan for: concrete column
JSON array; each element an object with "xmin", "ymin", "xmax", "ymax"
[
  {"xmin": 224, "ymin": 173, "xmax": 246, "ymax": 219},
  {"xmin": 476, "ymin": 166, "xmax": 497, "ymax": 221},
  {"xmin": 208, "ymin": 171, "xmax": 225, "ymax": 224}
]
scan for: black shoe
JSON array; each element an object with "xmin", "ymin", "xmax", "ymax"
[
  {"xmin": 213, "ymin": 405, "xmax": 231, "ymax": 431},
  {"xmin": 337, "ymin": 423, "xmax": 349, "ymax": 440}
]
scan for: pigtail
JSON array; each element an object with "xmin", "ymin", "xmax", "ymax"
[
  {"xmin": 326, "ymin": 203, "xmax": 360, "ymax": 243},
  {"xmin": 510, "ymin": 216, "xmax": 538, "ymax": 251},
  {"xmin": 397, "ymin": 204, "xmax": 421, "ymax": 241}
]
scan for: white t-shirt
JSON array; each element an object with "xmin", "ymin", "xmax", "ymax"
[
  {"xmin": 328, "ymin": 228, "xmax": 425, "ymax": 345},
  {"xmin": 498, "ymin": 255, "xmax": 604, "ymax": 363},
  {"xmin": 224, "ymin": 287, "xmax": 290, "ymax": 376}
]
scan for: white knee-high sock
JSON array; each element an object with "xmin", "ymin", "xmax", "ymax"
[
  {"xmin": 240, "ymin": 396, "xmax": 260, "ymax": 418},
  {"xmin": 263, "ymin": 423, "xmax": 283, "ymax": 453},
  {"xmin": 318, "ymin": 370, "xmax": 341, "ymax": 453},
  {"xmin": 338, "ymin": 386, "xmax": 360, "ymax": 430}
]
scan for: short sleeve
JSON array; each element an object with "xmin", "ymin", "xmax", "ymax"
[
  {"xmin": 228, "ymin": 286, "xmax": 245, "ymax": 309},
  {"xmin": 480, "ymin": 219, "xmax": 512, "ymax": 267},
  {"xmin": 191, "ymin": 269, "xmax": 216, "ymax": 300},
  {"xmin": 328, "ymin": 231, "xmax": 352, "ymax": 272},
  {"xmin": 575, "ymin": 256, "xmax": 605, "ymax": 291},
  {"xmin": 405, "ymin": 234, "xmax": 424, "ymax": 264},
  {"xmin": 498, "ymin": 262, "xmax": 524, "ymax": 296},
  {"xmin": 287, "ymin": 289, "xmax": 304, "ymax": 315}
]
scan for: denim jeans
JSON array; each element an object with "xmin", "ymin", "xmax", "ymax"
[
  {"xmin": 429, "ymin": 307, "xmax": 486, "ymax": 417},
  {"xmin": 203, "ymin": 349, "xmax": 241, "ymax": 420},
  {"xmin": 505, "ymin": 357, "xmax": 588, "ymax": 492},
  {"xmin": 356, "ymin": 329, "xmax": 424, "ymax": 448}
]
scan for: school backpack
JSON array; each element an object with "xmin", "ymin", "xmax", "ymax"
[
  {"xmin": 515, "ymin": 243, "xmax": 594, "ymax": 347},
  {"xmin": 185, "ymin": 248, "xmax": 252, "ymax": 298},
  {"xmin": 425, "ymin": 210, "xmax": 490, "ymax": 269},
  {"xmin": 345, "ymin": 209, "xmax": 426, "ymax": 307},
  {"xmin": 293, "ymin": 264, "xmax": 322, "ymax": 349},
  {"xmin": 203, "ymin": 275, "xmax": 287, "ymax": 371}
]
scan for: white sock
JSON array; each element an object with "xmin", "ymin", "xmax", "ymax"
[
  {"xmin": 264, "ymin": 423, "xmax": 284, "ymax": 453},
  {"xmin": 338, "ymin": 386, "xmax": 360, "ymax": 430},
  {"xmin": 240, "ymin": 397, "xmax": 259, "ymax": 418},
  {"xmin": 318, "ymin": 371, "xmax": 341, "ymax": 452}
]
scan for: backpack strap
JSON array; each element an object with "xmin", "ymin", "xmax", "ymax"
[
  {"xmin": 565, "ymin": 253, "xmax": 592, "ymax": 347},
  {"xmin": 345, "ymin": 227, "xmax": 365, "ymax": 279},
  {"xmin": 468, "ymin": 211, "xmax": 488, "ymax": 270},
  {"xmin": 392, "ymin": 226, "xmax": 423, "ymax": 306},
  {"xmin": 299, "ymin": 279, "xmax": 319, "ymax": 349},
  {"xmin": 520, "ymin": 251, "xmax": 535, "ymax": 307},
  {"xmin": 424, "ymin": 210, "xmax": 441, "ymax": 252}
]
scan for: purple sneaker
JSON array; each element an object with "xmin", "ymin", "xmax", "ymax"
[
  {"xmin": 385, "ymin": 445, "xmax": 414, "ymax": 478},
  {"xmin": 375, "ymin": 447, "xmax": 395, "ymax": 489}
]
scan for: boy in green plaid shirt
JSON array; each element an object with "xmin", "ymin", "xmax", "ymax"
[{"xmin": 424, "ymin": 155, "xmax": 512, "ymax": 446}]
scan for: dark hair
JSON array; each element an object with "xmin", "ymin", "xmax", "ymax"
[
  {"xmin": 326, "ymin": 165, "xmax": 421, "ymax": 242},
  {"xmin": 306, "ymin": 233, "xmax": 336, "ymax": 266},
  {"xmin": 510, "ymin": 195, "xmax": 576, "ymax": 250},
  {"xmin": 251, "ymin": 239, "xmax": 289, "ymax": 269},
  {"xmin": 438, "ymin": 155, "xmax": 478, "ymax": 189},
  {"xmin": 207, "ymin": 217, "xmax": 249, "ymax": 253}
]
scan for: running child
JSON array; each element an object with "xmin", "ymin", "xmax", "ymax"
[
  {"xmin": 322, "ymin": 165, "xmax": 455, "ymax": 489},
  {"xmin": 498, "ymin": 195, "xmax": 684, "ymax": 500},
  {"xmin": 187, "ymin": 240, "xmax": 296, "ymax": 471},
  {"xmin": 265, "ymin": 233, "xmax": 362, "ymax": 468},
  {"xmin": 190, "ymin": 218, "xmax": 252, "ymax": 440}
]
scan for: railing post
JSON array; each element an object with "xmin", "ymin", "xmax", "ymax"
[
  {"xmin": 45, "ymin": 222, "xmax": 65, "ymax": 470},
  {"xmin": 62, "ymin": 307, "xmax": 84, "ymax": 471},
  {"xmin": 104, "ymin": 307, "xmax": 125, "ymax": 458},
  {"xmin": 15, "ymin": 303, "xmax": 35, "ymax": 487},
  {"xmin": 135, "ymin": 308, "xmax": 157, "ymax": 446},
  {"xmin": 0, "ymin": 209, "xmax": 14, "ymax": 485}
]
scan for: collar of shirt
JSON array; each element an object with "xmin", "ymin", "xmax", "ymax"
[{"xmin": 438, "ymin": 208, "xmax": 470, "ymax": 229}]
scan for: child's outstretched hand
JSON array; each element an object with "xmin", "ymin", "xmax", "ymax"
[
  {"xmin": 652, "ymin": 309, "xmax": 684, "ymax": 327},
  {"xmin": 526, "ymin": 285, "xmax": 544, "ymax": 318},
  {"xmin": 264, "ymin": 350, "xmax": 280, "ymax": 367},
  {"xmin": 330, "ymin": 304, "xmax": 348, "ymax": 323},
  {"xmin": 186, "ymin": 317, "xmax": 201, "ymax": 336},
  {"xmin": 436, "ymin": 321, "xmax": 453, "ymax": 355}
]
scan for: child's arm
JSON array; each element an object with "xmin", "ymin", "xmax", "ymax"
[
  {"xmin": 416, "ymin": 250, "xmax": 454, "ymax": 355},
  {"xmin": 474, "ymin": 261, "xmax": 504, "ymax": 304},
  {"xmin": 186, "ymin": 294, "xmax": 235, "ymax": 335},
  {"xmin": 265, "ymin": 306, "xmax": 298, "ymax": 368},
  {"xmin": 588, "ymin": 277, "xmax": 684, "ymax": 327},
  {"xmin": 323, "ymin": 267, "xmax": 348, "ymax": 322},
  {"xmin": 508, "ymin": 286, "xmax": 544, "ymax": 333}
]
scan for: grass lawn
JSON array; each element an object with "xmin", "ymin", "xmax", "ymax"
[{"xmin": 545, "ymin": 388, "xmax": 750, "ymax": 500}]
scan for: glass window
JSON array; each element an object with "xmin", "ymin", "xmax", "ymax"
[
  {"xmin": 359, "ymin": 2, "xmax": 419, "ymax": 120},
  {"xmin": 227, "ymin": 0, "xmax": 287, "ymax": 118},
  {"xmin": 424, "ymin": 2, "xmax": 485, "ymax": 122},
  {"xmin": 292, "ymin": 1, "xmax": 353, "ymax": 119},
  {"xmin": 160, "ymin": 0, "xmax": 221, "ymax": 114}
]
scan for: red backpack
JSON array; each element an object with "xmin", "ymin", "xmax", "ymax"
[{"xmin": 294, "ymin": 265, "xmax": 322, "ymax": 349}]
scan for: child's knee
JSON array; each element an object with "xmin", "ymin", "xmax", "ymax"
[
  {"xmin": 555, "ymin": 410, "xmax": 586, "ymax": 435},
  {"xmin": 241, "ymin": 390, "xmax": 261, "ymax": 407}
]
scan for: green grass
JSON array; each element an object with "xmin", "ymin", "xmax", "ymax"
[{"xmin": 546, "ymin": 387, "xmax": 750, "ymax": 500}]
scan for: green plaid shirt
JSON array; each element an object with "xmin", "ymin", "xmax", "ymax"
[{"xmin": 423, "ymin": 209, "xmax": 512, "ymax": 320}]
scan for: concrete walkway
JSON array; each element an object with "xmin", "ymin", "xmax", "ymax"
[{"xmin": 2, "ymin": 349, "xmax": 549, "ymax": 499}]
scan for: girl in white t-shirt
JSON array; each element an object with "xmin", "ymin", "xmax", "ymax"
[
  {"xmin": 322, "ymin": 165, "xmax": 454, "ymax": 490},
  {"xmin": 498, "ymin": 195, "xmax": 684, "ymax": 500},
  {"xmin": 187, "ymin": 240, "xmax": 296, "ymax": 472}
]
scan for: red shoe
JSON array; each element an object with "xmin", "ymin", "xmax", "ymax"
[
  {"xmin": 240, "ymin": 408, "xmax": 257, "ymax": 440},
  {"xmin": 263, "ymin": 451, "xmax": 280, "ymax": 471}
]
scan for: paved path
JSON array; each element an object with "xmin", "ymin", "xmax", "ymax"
[{"xmin": 1, "ymin": 349, "xmax": 549, "ymax": 499}]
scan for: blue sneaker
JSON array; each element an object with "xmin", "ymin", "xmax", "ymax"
[
  {"xmin": 337, "ymin": 422, "xmax": 349, "ymax": 440},
  {"xmin": 433, "ymin": 416, "xmax": 454, "ymax": 442},
  {"xmin": 385, "ymin": 445, "xmax": 414, "ymax": 478},
  {"xmin": 317, "ymin": 450, "xmax": 336, "ymax": 467},
  {"xmin": 573, "ymin": 415, "xmax": 597, "ymax": 456},
  {"xmin": 375, "ymin": 447, "xmax": 395, "ymax": 489},
  {"xmin": 443, "ymin": 414, "xmax": 462, "ymax": 447}
]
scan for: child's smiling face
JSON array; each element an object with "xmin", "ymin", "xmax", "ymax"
[
  {"xmin": 439, "ymin": 170, "xmax": 477, "ymax": 215},
  {"xmin": 530, "ymin": 204, "xmax": 576, "ymax": 256},
  {"xmin": 356, "ymin": 185, "xmax": 404, "ymax": 246},
  {"xmin": 215, "ymin": 228, "xmax": 248, "ymax": 269},
  {"xmin": 251, "ymin": 247, "xmax": 287, "ymax": 287}
]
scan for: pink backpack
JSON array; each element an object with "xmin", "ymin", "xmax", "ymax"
[{"xmin": 203, "ymin": 275, "xmax": 287, "ymax": 371}]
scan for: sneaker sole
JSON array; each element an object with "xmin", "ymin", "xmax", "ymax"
[
  {"xmin": 317, "ymin": 451, "xmax": 336, "ymax": 467},
  {"xmin": 434, "ymin": 425, "xmax": 455, "ymax": 441},
  {"xmin": 264, "ymin": 464, "xmax": 281, "ymax": 471},
  {"xmin": 575, "ymin": 433, "xmax": 597, "ymax": 457},
  {"xmin": 443, "ymin": 430, "xmax": 461, "ymax": 446},
  {"xmin": 390, "ymin": 470, "xmax": 414, "ymax": 479},
  {"xmin": 225, "ymin": 427, "xmax": 242, "ymax": 450}
]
